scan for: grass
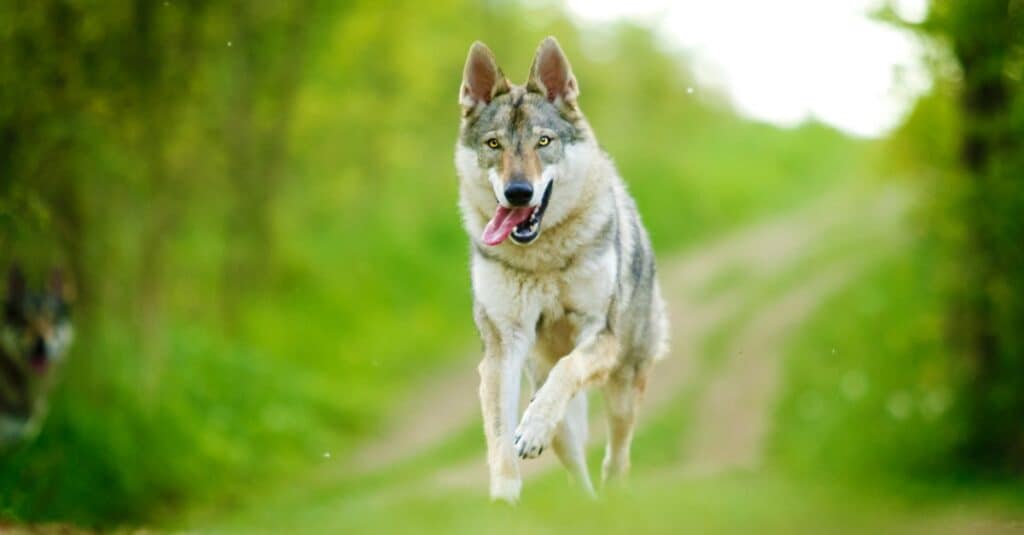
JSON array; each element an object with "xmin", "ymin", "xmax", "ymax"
[
  {"xmin": 222, "ymin": 472, "xmax": 1010, "ymax": 535},
  {"xmin": 177, "ymin": 183, "xmax": 1024, "ymax": 535},
  {"xmin": 770, "ymin": 242, "xmax": 966, "ymax": 480}
]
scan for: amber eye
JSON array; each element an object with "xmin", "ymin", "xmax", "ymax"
[
  {"xmin": 486, "ymin": 138, "xmax": 500, "ymax": 149},
  {"xmin": 537, "ymin": 135, "xmax": 551, "ymax": 147}
]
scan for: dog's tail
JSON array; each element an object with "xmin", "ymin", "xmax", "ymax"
[{"xmin": 650, "ymin": 283, "xmax": 670, "ymax": 362}]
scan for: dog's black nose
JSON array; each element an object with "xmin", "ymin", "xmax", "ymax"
[
  {"xmin": 504, "ymin": 181, "xmax": 533, "ymax": 206},
  {"xmin": 30, "ymin": 337, "xmax": 46, "ymax": 360}
]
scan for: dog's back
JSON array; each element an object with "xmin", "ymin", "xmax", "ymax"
[{"xmin": 606, "ymin": 179, "xmax": 670, "ymax": 367}]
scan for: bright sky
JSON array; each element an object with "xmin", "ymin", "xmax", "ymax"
[{"xmin": 564, "ymin": 0, "xmax": 931, "ymax": 138}]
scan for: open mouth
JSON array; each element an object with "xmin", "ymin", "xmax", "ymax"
[
  {"xmin": 510, "ymin": 180, "xmax": 553, "ymax": 244},
  {"xmin": 481, "ymin": 180, "xmax": 553, "ymax": 246},
  {"xmin": 29, "ymin": 352, "xmax": 49, "ymax": 375}
]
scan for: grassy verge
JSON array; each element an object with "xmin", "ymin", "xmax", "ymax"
[
  {"xmin": 192, "ymin": 186, "xmax": 1024, "ymax": 534},
  {"xmin": 762, "ymin": 240, "xmax": 1024, "ymax": 526}
]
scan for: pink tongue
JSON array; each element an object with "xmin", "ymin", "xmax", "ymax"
[{"xmin": 482, "ymin": 205, "xmax": 534, "ymax": 246}]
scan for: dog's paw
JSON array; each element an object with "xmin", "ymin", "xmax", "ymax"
[
  {"xmin": 514, "ymin": 406, "xmax": 557, "ymax": 459},
  {"xmin": 602, "ymin": 454, "xmax": 631, "ymax": 485},
  {"xmin": 490, "ymin": 476, "xmax": 522, "ymax": 504}
]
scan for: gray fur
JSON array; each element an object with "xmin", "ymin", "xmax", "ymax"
[
  {"xmin": 455, "ymin": 37, "xmax": 668, "ymax": 503},
  {"xmin": 1, "ymin": 268, "xmax": 74, "ymax": 447},
  {"xmin": 461, "ymin": 87, "xmax": 585, "ymax": 177}
]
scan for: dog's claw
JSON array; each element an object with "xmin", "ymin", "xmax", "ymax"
[{"xmin": 513, "ymin": 408, "xmax": 554, "ymax": 459}]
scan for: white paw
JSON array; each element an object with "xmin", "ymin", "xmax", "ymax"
[
  {"xmin": 598, "ymin": 455, "xmax": 630, "ymax": 481},
  {"xmin": 602, "ymin": 454, "xmax": 631, "ymax": 484},
  {"xmin": 490, "ymin": 476, "xmax": 522, "ymax": 504},
  {"xmin": 514, "ymin": 406, "xmax": 557, "ymax": 459}
]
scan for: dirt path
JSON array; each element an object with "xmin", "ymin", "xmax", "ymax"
[
  {"xmin": 678, "ymin": 263, "xmax": 860, "ymax": 476},
  {"xmin": 337, "ymin": 187, "xmax": 921, "ymax": 503},
  {"xmin": 432, "ymin": 251, "xmax": 869, "ymax": 491},
  {"xmin": 426, "ymin": 194, "xmax": 906, "ymax": 490},
  {"xmin": 347, "ymin": 194, "xmax": 850, "ymax": 480},
  {"xmin": 347, "ymin": 360, "xmax": 480, "ymax": 475}
]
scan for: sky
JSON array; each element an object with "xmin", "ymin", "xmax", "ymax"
[{"xmin": 564, "ymin": 0, "xmax": 931, "ymax": 138}]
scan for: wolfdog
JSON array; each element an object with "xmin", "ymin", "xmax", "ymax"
[
  {"xmin": 1, "ymin": 266, "xmax": 74, "ymax": 446},
  {"xmin": 455, "ymin": 36, "xmax": 669, "ymax": 503}
]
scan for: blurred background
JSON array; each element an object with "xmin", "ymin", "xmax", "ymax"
[{"xmin": 1, "ymin": 0, "xmax": 1023, "ymax": 532}]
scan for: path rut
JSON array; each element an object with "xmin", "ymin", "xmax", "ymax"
[{"xmin": 348, "ymin": 190, "xmax": 907, "ymax": 491}]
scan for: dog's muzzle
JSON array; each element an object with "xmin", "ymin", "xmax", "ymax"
[{"xmin": 509, "ymin": 179, "xmax": 553, "ymax": 245}]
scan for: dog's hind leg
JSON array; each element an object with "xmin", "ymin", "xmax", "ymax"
[
  {"xmin": 551, "ymin": 392, "xmax": 596, "ymax": 496},
  {"xmin": 601, "ymin": 362, "xmax": 647, "ymax": 484}
]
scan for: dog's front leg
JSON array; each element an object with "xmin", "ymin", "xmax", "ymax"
[
  {"xmin": 477, "ymin": 314, "xmax": 532, "ymax": 504},
  {"xmin": 514, "ymin": 323, "xmax": 620, "ymax": 459}
]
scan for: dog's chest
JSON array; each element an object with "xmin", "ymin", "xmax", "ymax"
[
  {"xmin": 524, "ymin": 246, "xmax": 609, "ymax": 305},
  {"xmin": 471, "ymin": 235, "xmax": 617, "ymax": 343},
  {"xmin": 535, "ymin": 311, "xmax": 577, "ymax": 361},
  {"xmin": 532, "ymin": 251, "xmax": 617, "ymax": 355}
]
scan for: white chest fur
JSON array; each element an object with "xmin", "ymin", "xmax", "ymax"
[{"xmin": 471, "ymin": 243, "xmax": 617, "ymax": 341}]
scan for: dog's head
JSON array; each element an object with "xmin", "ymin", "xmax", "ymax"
[
  {"xmin": 1, "ymin": 265, "xmax": 74, "ymax": 441},
  {"xmin": 2, "ymin": 266, "xmax": 73, "ymax": 376},
  {"xmin": 456, "ymin": 37, "xmax": 591, "ymax": 247}
]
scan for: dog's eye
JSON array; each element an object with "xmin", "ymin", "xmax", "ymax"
[
  {"xmin": 485, "ymin": 138, "xmax": 500, "ymax": 149},
  {"xmin": 537, "ymin": 135, "xmax": 551, "ymax": 147}
]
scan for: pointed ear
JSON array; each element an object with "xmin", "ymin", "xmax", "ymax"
[
  {"xmin": 527, "ymin": 37, "xmax": 579, "ymax": 106},
  {"xmin": 460, "ymin": 41, "xmax": 510, "ymax": 112},
  {"xmin": 7, "ymin": 265, "xmax": 25, "ymax": 300}
]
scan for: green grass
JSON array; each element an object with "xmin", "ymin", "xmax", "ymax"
[
  {"xmin": 179, "ymin": 185, "xmax": 1024, "ymax": 535},
  {"xmin": 770, "ymin": 243, "xmax": 965, "ymax": 479},
  {"xmin": 205, "ymin": 471, "xmax": 958, "ymax": 534}
]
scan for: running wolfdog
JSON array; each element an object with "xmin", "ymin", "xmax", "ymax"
[{"xmin": 455, "ymin": 36, "xmax": 669, "ymax": 503}]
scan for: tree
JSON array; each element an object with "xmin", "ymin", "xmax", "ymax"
[{"xmin": 917, "ymin": 0, "xmax": 1024, "ymax": 470}]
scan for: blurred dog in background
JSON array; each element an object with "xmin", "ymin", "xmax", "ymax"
[{"xmin": 1, "ymin": 266, "xmax": 74, "ymax": 446}]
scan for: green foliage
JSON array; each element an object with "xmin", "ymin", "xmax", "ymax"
[
  {"xmin": 771, "ymin": 247, "xmax": 967, "ymax": 478},
  {"xmin": 892, "ymin": 0, "xmax": 1024, "ymax": 471}
]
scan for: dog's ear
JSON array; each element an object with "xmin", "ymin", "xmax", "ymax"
[
  {"xmin": 527, "ymin": 36, "xmax": 579, "ymax": 107},
  {"xmin": 7, "ymin": 265, "xmax": 25, "ymax": 301},
  {"xmin": 460, "ymin": 41, "xmax": 510, "ymax": 113}
]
